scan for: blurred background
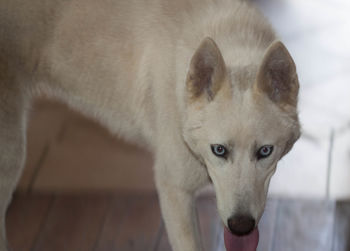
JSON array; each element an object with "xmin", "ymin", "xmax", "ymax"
[{"xmin": 6, "ymin": 0, "xmax": 350, "ymax": 250}]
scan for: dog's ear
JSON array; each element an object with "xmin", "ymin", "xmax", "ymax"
[
  {"xmin": 186, "ymin": 37, "xmax": 226, "ymax": 102},
  {"xmin": 255, "ymin": 41, "xmax": 299, "ymax": 108}
]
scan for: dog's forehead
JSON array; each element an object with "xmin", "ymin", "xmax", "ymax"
[
  {"xmin": 206, "ymin": 88, "xmax": 288, "ymax": 145},
  {"xmin": 229, "ymin": 65, "xmax": 259, "ymax": 92}
]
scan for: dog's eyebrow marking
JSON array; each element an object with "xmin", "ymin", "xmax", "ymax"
[{"xmin": 250, "ymin": 141, "xmax": 258, "ymax": 161}]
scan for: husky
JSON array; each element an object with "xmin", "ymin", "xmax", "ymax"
[{"xmin": 0, "ymin": 0, "xmax": 300, "ymax": 250}]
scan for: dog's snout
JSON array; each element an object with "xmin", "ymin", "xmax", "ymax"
[{"xmin": 227, "ymin": 214, "xmax": 255, "ymax": 236}]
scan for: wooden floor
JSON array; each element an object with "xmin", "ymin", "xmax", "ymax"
[{"xmin": 5, "ymin": 194, "xmax": 350, "ymax": 251}]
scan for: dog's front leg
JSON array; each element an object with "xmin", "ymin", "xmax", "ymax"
[
  {"xmin": 156, "ymin": 182, "xmax": 202, "ymax": 251},
  {"xmin": 0, "ymin": 83, "xmax": 28, "ymax": 251}
]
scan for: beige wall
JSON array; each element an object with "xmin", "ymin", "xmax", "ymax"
[{"xmin": 18, "ymin": 99, "xmax": 155, "ymax": 193}]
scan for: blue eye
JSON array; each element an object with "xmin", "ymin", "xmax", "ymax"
[
  {"xmin": 257, "ymin": 145, "xmax": 274, "ymax": 160},
  {"xmin": 211, "ymin": 144, "xmax": 227, "ymax": 158}
]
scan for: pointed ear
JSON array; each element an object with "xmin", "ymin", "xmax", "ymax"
[
  {"xmin": 255, "ymin": 41, "xmax": 299, "ymax": 108},
  {"xmin": 186, "ymin": 37, "xmax": 226, "ymax": 102}
]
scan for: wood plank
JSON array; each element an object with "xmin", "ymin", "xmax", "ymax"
[
  {"xmin": 272, "ymin": 199, "xmax": 335, "ymax": 251},
  {"xmin": 32, "ymin": 195, "xmax": 109, "ymax": 251},
  {"xmin": 257, "ymin": 198, "xmax": 279, "ymax": 251},
  {"xmin": 97, "ymin": 194, "xmax": 161, "ymax": 251},
  {"xmin": 153, "ymin": 221, "xmax": 171, "ymax": 251},
  {"xmin": 196, "ymin": 196, "xmax": 221, "ymax": 251},
  {"xmin": 332, "ymin": 200, "xmax": 350, "ymax": 251},
  {"xmin": 215, "ymin": 228, "xmax": 225, "ymax": 251},
  {"xmin": 94, "ymin": 196, "xmax": 129, "ymax": 250},
  {"xmin": 6, "ymin": 194, "xmax": 53, "ymax": 251}
]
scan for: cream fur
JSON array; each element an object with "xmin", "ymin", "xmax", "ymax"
[{"xmin": 0, "ymin": 0, "xmax": 300, "ymax": 250}]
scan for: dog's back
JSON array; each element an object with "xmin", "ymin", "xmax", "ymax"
[{"xmin": 0, "ymin": 0, "xmax": 275, "ymax": 146}]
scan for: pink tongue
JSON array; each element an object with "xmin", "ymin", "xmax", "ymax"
[{"xmin": 224, "ymin": 227, "xmax": 259, "ymax": 251}]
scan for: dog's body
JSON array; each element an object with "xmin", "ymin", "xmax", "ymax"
[{"xmin": 0, "ymin": 0, "xmax": 300, "ymax": 250}]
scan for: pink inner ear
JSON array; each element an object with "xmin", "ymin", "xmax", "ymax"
[
  {"xmin": 187, "ymin": 37, "xmax": 226, "ymax": 101},
  {"xmin": 268, "ymin": 64, "xmax": 292, "ymax": 100},
  {"xmin": 190, "ymin": 60, "xmax": 214, "ymax": 99},
  {"xmin": 257, "ymin": 41, "xmax": 299, "ymax": 106}
]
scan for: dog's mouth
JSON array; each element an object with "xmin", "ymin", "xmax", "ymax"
[{"xmin": 224, "ymin": 227, "xmax": 259, "ymax": 251}]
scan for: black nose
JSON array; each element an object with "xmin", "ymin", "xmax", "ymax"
[{"xmin": 227, "ymin": 214, "xmax": 256, "ymax": 236}]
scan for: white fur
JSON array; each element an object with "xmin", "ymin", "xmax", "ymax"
[{"xmin": 0, "ymin": 0, "xmax": 300, "ymax": 250}]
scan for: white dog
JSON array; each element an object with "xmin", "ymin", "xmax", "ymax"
[{"xmin": 0, "ymin": 0, "xmax": 300, "ymax": 250}]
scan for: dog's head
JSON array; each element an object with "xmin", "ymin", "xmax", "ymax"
[{"xmin": 183, "ymin": 37, "xmax": 300, "ymax": 235}]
